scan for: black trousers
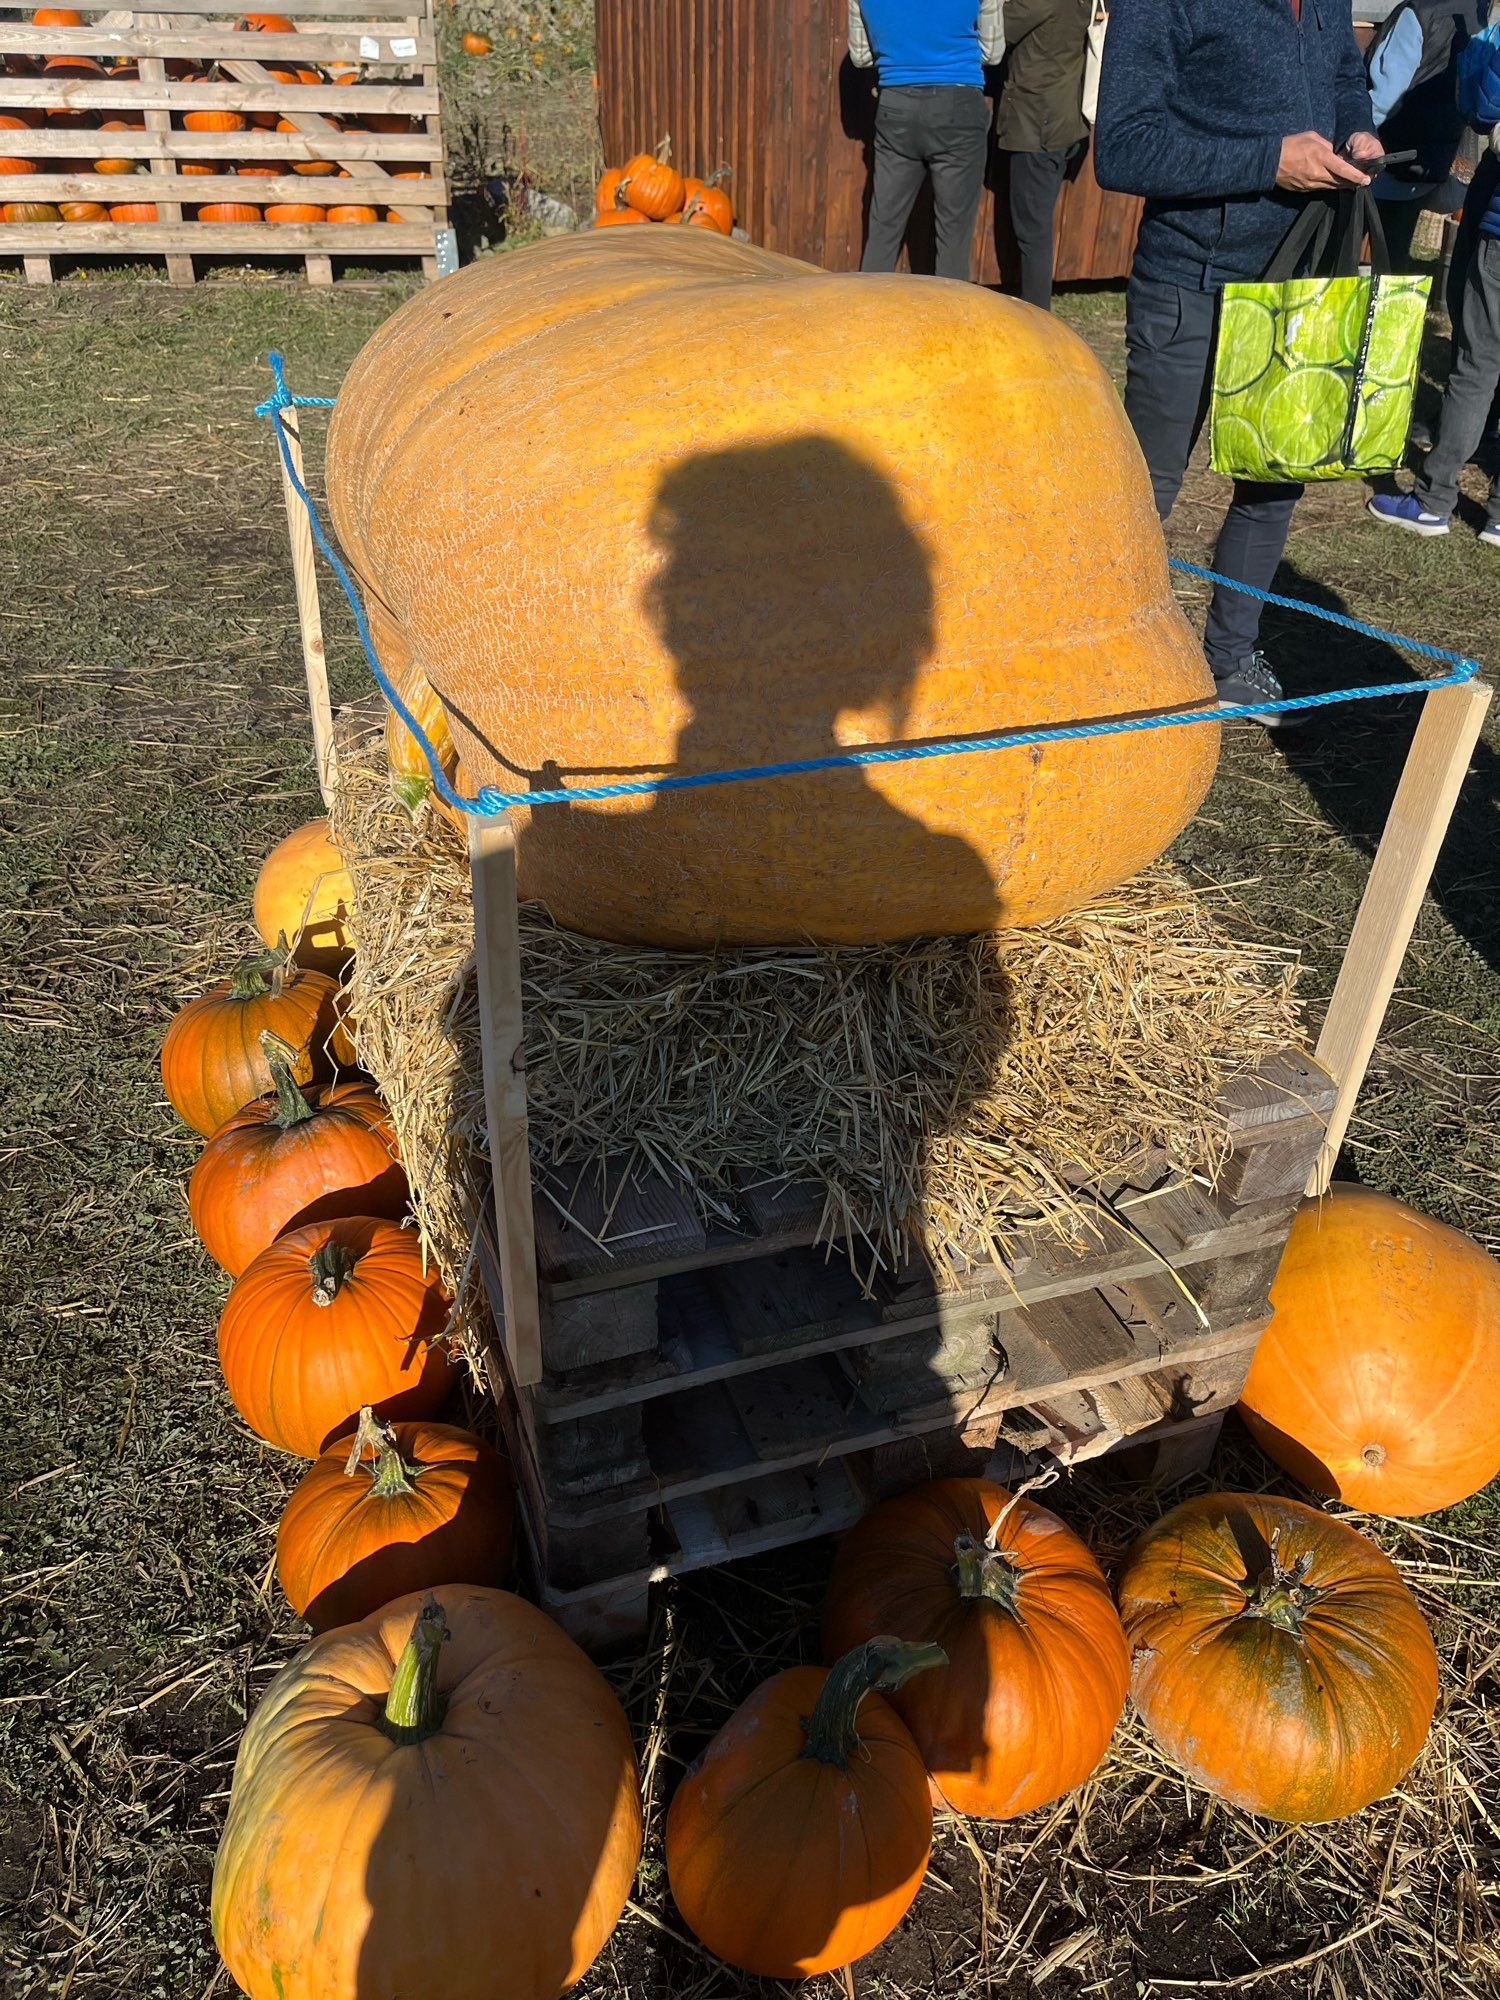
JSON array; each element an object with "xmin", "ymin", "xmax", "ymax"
[
  {"xmin": 861, "ymin": 84, "xmax": 991, "ymax": 283},
  {"xmin": 1003, "ymin": 142, "xmax": 1085, "ymax": 310},
  {"xmin": 1124, "ymin": 276, "xmax": 1302, "ymax": 677},
  {"xmin": 1417, "ymin": 236, "xmax": 1500, "ymax": 525}
]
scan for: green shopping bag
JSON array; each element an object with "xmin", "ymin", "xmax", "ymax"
[{"xmin": 1208, "ymin": 188, "xmax": 1431, "ymax": 482}]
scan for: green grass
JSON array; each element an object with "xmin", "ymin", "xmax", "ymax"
[{"xmin": 1, "ymin": 274, "xmax": 1497, "ymax": 1999}]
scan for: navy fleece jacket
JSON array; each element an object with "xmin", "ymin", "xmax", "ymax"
[{"xmin": 1094, "ymin": 0, "xmax": 1375, "ymax": 289}]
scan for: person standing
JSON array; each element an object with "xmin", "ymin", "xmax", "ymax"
[
  {"xmin": 995, "ymin": 0, "xmax": 1092, "ymax": 309},
  {"xmin": 1094, "ymin": 1, "xmax": 1382, "ymax": 716},
  {"xmin": 850, "ymin": 0, "xmax": 1006, "ymax": 281},
  {"xmin": 1365, "ymin": 0, "xmax": 1484, "ymax": 271}
]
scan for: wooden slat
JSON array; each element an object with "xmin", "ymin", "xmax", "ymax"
[
  {"xmin": 0, "ymin": 26, "xmax": 433, "ymax": 61},
  {"xmin": 0, "ymin": 171, "xmax": 445, "ymax": 201},
  {"xmin": 273, "ymin": 404, "xmax": 336, "ymax": 804},
  {"xmin": 11, "ymin": 127, "xmax": 442, "ymax": 159},
  {"xmin": 0, "ymin": 219, "xmax": 432, "ymax": 249},
  {"xmin": 0, "ymin": 78, "xmax": 436, "ymax": 111},
  {"xmin": 28, "ymin": 0, "xmax": 443, "ymax": 14},
  {"xmin": 136, "ymin": 9, "xmax": 192, "ymax": 287}
]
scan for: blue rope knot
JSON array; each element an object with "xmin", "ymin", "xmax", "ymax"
[{"xmin": 255, "ymin": 358, "xmax": 1484, "ymax": 820}]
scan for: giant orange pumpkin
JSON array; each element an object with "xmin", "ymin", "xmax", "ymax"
[
  {"xmin": 160, "ymin": 951, "xmax": 338, "ymax": 1137},
  {"xmin": 276, "ymin": 1408, "xmax": 515, "ymax": 1628},
  {"xmin": 217, "ymin": 1215, "xmax": 455, "ymax": 1456},
  {"xmin": 1117, "ymin": 1492, "xmax": 1438, "ymax": 1823},
  {"xmin": 212, "ymin": 1588, "xmax": 642, "ymax": 2000},
  {"xmin": 665, "ymin": 1637, "xmax": 943, "ymax": 1977},
  {"xmin": 188, "ymin": 1031, "xmax": 406, "ymax": 1275},
  {"xmin": 252, "ymin": 816, "xmax": 355, "ymax": 973},
  {"xmin": 326, "ymin": 230, "xmax": 1217, "ymax": 949},
  {"xmin": 823, "ymin": 1478, "xmax": 1129, "ymax": 1817},
  {"xmin": 1239, "ymin": 1184, "xmax": 1500, "ymax": 1516}
]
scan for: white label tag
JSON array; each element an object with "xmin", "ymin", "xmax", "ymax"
[
  {"xmin": 359, "ymin": 34, "xmax": 380, "ymax": 57},
  {"xmin": 391, "ymin": 35, "xmax": 417, "ymax": 57}
]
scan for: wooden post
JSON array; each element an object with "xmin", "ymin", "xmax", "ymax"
[
  {"xmin": 1308, "ymin": 677, "xmax": 1493, "ymax": 1195},
  {"xmin": 273, "ymin": 403, "xmax": 337, "ymax": 807},
  {"xmin": 136, "ymin": 13, "xmax": 193, "ymax": 289},
  {"xmin": 469, "ymin": 814, "xmax": 544, "ymax": 1389}
]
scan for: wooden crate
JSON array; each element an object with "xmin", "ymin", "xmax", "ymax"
[
  {"xmin": 0, "ymin": 1, "xmax": 449, "ymax": 286},
  {"xmin": 475, "ymin": 1050, "xmax": 1337, "ymax": 1645}
]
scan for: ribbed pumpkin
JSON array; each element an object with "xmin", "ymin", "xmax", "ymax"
[
  {"xmin": 325, "ymin": 202, "xmax": 378, "ymax": 223},
  {"xmin": 108, "ymin": 202, "xmax": 158, "ymax": 221},
  {"xmin": 325, "ymin": 230, "xmax": 1216, "ymax": 949},
  {"xmin": 266, "ymin": 201, "xmax": 327, "ymax": 221},
  {"xmin": 161, "ymin": 950, "xmax": 337, "ymax": 1137},
  {"xmin": 196, "ymin": 202, "xmax": 264, "ymax": 222},
  {"xmin": 666, "ymin": 1638, "xmax": 943, "ymax": 1978},
  {"xmin": 383, "ymin": 655, "xmax": 460, "ymax": 812},
  {"xmin": 183, "ymin": 108, "xmax": 246, "ymax": 131},
  {"xmin": 1, "ymin": 200, "xmax": 59, "ymax": 220},
  {"xmin": 217, "ymin": 1216, "xmax": 455, "ymax": 1457},
  {"xmin": 188, "ymin": 1032, "xmax": 406, "ymax": 1276},
  {"xmin": 252, "ymin": 817, "xmax": 355, "ymax": 973},
  {"xmin": 213, "ymin": 1589, "xmax": 642, "ymax": 2000},
  {"xmin": 621, "ymin": 138, "xmax": 684, "ymax": 220},
  {"xmin": 1117, "ymin": 1492, "xmax": 1439, "ymax": 1823},
  {"xmin": 276, "ymin": 1408, "xmax": 515, "ymax": 1628},
  {"xmin": 60, "ymin": 201, "xmax": 108, "ymax": 220},
  {"xmin": 1239, "ymin": 1185, "xmax": 1500, "ymax": 1516},
  {"xmin": 823, "ymin": 1478, "xmax": 1129, "ymax": 1817}
]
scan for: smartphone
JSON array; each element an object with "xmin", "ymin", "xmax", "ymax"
[{"xmin": 1344, "ymin": 148, "xmax": 1419, "ymax": 173}]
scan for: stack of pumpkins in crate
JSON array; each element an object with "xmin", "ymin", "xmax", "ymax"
[{"xmin": 1, "ymin": 7, "xmax": 431, "ymax": 227}]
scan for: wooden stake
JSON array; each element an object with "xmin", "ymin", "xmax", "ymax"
[
  {"xmin": 469, "ymin": 813, "xmax": 544, "ymax": 1389},
  {"xmin": 273, "ymin": 403, "xmax": 337, "ymax": 807},
  {"xmin": 1309, "ymin": 677, "xmax": 1492, "ymax": 1195},
  {"xmin": 137, "ymin": 13, "xmax": 193, "ymax": 289}
]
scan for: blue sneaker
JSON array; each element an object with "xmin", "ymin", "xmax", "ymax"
[
  {"xmin": 1481, "ymin": 522, "xmax": 1500, "ymax": 548},
  {"xmin": 1367, "ymin": 492, "xmax": 1450, "ymax": 537}
]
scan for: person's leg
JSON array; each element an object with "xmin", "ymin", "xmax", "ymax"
[
  {"xmin": 1203, "ymin": 480, "xmax": 1303, "ymax": 673},
  {"xmin": 1416, "ymin": 237, "xmax": 1500, "ymax": 519},
  {"xmin": 861, "ymin": 90, "xmax": 931, "ymax": 274},
  {"xmin": 926, "ymin": 85, "xmax": 991, "ymax": 282},
  {"xmin": 1122, "ymin": 276, "xmax": 1214, "ymax": 521},
  {"xmin": 1006, "ymin": 148, "xmax": 1069, "ymax": 308}
]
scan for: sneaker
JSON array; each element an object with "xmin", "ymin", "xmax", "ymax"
[
  {"xmin": 1481, "ymin": 522, "xmax": 1500, "ymax": 548},
  {"xmin": 1367, "ymin": 491, "xmax": 1450, "ymax": 536},
  {"xmin": 1213, "ymin": 652, "xmax": 1285, "ymax": 727}
]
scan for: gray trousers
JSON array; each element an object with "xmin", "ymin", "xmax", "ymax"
[
  {"xmin": 1417, "ymin": 234, "xmax": 1500, "ymax": 526},
  {"xmin": 1124, "ymin": 276, "xmax": 1302, "ymax": 676},
  {"xmin": 1004, "ymin": 143, "xmax": 1085, "ymax": 310},
  {"xmin": 861, "ymin": 84, "xmax": 991, "ymax": 283}
]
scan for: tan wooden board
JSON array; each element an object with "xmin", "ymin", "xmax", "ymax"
[
  {"xmin": 1, "ymin": 78, "xmax": 437, "ymax": 111},
  {"xmin": 72, "ymin": 0, "xmax": 441, "ymax": 14},
  {"xmin": 10, "ymin": 128, "xmax": 442, "ymax": 159},
  {"xmin": 0, "ymin": 219, "xmax": 433, "ymax": 249},
  {"xmin": 0, "ymin": 171, "xmax": 445, "ymax": 202},
  {"xmin": 0, "ymin": 26, "xmax": 434, "ymax": 61}
]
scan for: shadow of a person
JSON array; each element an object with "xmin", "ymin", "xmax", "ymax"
[{"xmin": 513, "ymin": 435, "xmax": 1001, "ymax": 946}]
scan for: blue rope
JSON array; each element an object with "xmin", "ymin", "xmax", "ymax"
[{"xmin": 259, "ymin": 352, "xmax": 1484, "ymax": 819}]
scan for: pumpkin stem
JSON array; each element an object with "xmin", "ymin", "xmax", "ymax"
[
  {"xmin": 345, "ymin": 1404, "xmax": 422, "ymax": 1496},
  {"xmin": 381, "ymin": 1595, "xmax": 449, "ymax": 1744},
  {"xmin": 259, "ymin": 1029, "xmax": 317, "ymax": 1127},
  {"xmin": 800, "ymin": 1637, "xmax": 945, "ymax": 1770},
  {"xmin": 391, "ymin": 770, "xmax": 431, "ymax": 818},
  {"xmin": 1242, "ymin": 1527, "xmax": 1323, "ymax": 1636},
  {"xmin": 228, "ymin": 947, "xmax": 288, "ymax": 1000},
  {"xmin": 309, "ymin": 1240, "xmax": 357, "ymax": 1306},
  {"xmin": 655, "ymin": 132, "xmax": 673, "ymax": 164},
  {"xmin": 953, "ymin": 1532, "xmax": 1027, "ymax": 1620}
]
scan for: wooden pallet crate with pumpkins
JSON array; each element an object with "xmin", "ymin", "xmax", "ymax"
[{"xmin": 0, "ymin": 1, "xmax": 450, "ymax": 286}]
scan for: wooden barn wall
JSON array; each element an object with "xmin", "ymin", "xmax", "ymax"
[{"xmin": 595, "ymin": 0, "xmax": 1143, "ymax": 282}]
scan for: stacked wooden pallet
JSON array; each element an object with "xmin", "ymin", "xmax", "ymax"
[
  {"xmin": 478, "ymin": 1049, "xmax": 1336, "ymax": 1646},
  {"xmin": 0, "ymin": 1, "xmax": 448, "ymax": 285}
]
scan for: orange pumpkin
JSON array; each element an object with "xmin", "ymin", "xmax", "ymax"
[
  {"xmin": 235, "ymin": 11, "xmax": 297, "ymax": 28},
  {"xmin": 195, "ymin": 202, "xmax": 264, "ymax": 222},
  {"xmin": 360, "ymin": 111, "xmax": 416, "ymax": 134},
  {"xmin": 621, "ymin": 138, "xmax": 684, "ymax": 220},
  {"xmin": 276, "ymin": 1408, "xmax": 515, "ymax": 1629},
  {"xmin": 460, "ymin": 30, "xmax": 490, "ymax": 54},
  {"xmin": 1118, "ymin": 1492, "xmax": 1439, "ymax": 1823},
  {"xmin": 251, "ymin": 817, "xmax": 355, "ymax": 974},
  {"xmin": 0, "ymin": 153, "xmax": 36, "ymax": 176},
  {"xmin": 60, "ymin": 201, "xmax": 108, "ymax": 220},
  {"xmin": 33, "ymin": 8, "xmax": 84, "ymax": 22},
  {"xmin": 325, "ymin": 202, "xmax": 379, "ymax": 222},
  {"xmin": 236, "ymin": 163, "xmax": 280, "ymax": 177},
  {"xmin": 92, "ymin": 121, "xmax": 147, "ymax": 174},
  {"xmin": 324, "ymin": 231, "xmax": 1216, "ymax": 950},
  {"xmin": 1239, "ymin": 1184, "xmax": 1500, "ymax": 1516},
  {"xmin": 42, "ymin": 54, "xmax": 105, "ymax": 75},
  {"xmin": 108, "ymin": 202, "xmax": 159, "ymax": 221},
  {"xmin": 266, "ymin": 201, "xmax": 326, "ymax": 221},
  {"xmin": 666, "ymin": 1638, "xmax": 943, "ymax": 1977},
  {"xmin": 179, "ymin": 161, "xmax": 216, "ymax": 175},
  {"xmin": 328, "ymin": 989, "xmax": 358, "ymax": 1068},
  {"xmin": 683, "ymin": 183, "xmax": 733, "ymax": 233},
  {"xmin": 212, "ymin": 1589, "xmax": 643, "ymax": 2000},
  {"xmin": 591, "ymin": 205, "xmax": 648, "ymax": 227},
  {"xmin": 188, "ymin": 1032, "xmax": 406, "ymax": 1276},
  {"xmin": 160, "ymin": 950, "xmax": 338, "ymax": 1137},
  {"xmin": 823, "ymin": 1478, "xmax": 1129, "ymax": 1817},
  {"xmin": 595, "ymin": 165, "xmax": 628, "ymax": 212},
  {"xmin": 217, "ymin": 1215, "xmax": 456, "ymax": 1457},
  {"xmin": 248, "ymin": 62, "xmax": 320, "ymax": 126},
  {"xmin": 1, "ymin": 201, "xmax": 59, "ymax": 221},
  {"xmin": 183, "ymin": 109, "xmax": 247, "ymax": 132},
  {"xmin": 0, "ymin": 113, "xmax": 42, "ymax": 130},
  {"xmin": 383, "ymin": 655, "xmax": 459, "ymax": 811}
]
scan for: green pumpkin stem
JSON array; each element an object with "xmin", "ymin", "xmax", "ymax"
[
  {"xmin": 381, "ymin": 1596, "xmax": 449, "ymax": 1744},
  {"xmin": 1242, "ymin": 1528, "xmax": 1322, "ymax": 1636},
  {"xmin": 344, "ymin": 1404, "xmax": 422, "ymax": 1496},
  {"xmin": 309, "ymin": 1240, "xmax": 357, "ymax": 1306},
  {"xmin": 800, "ymin": 1637, "xmax": 946, "ymax": 1770},
  {"xmin": 260, "ymin": 1030, "xmax": 317, "ymax": 1128},
  {"xmin": 953, "ymin": 1532, "xmax": 1026, "ymax": 1620},
  {"xmin": 228, "ymin": 948, "xmax": 288, "ymax": 1000}
]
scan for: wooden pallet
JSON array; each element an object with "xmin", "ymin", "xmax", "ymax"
[{"xmin": 0, "ymin": 2, "xmax": 448, "ymax": 286}]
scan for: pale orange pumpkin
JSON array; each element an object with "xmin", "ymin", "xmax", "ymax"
[
  {"xmin": 265, "ymin": 201, "xmax": 326, "ymax": 221},
  {"xmin": 251, "ymin": 817, "xmax": 355, "ymax": 973},
  {"xmin": 195, "ymin": 202, "xmax": 264, "ymax": 222}
]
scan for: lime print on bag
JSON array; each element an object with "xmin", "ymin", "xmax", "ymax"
[{"xmin": 1209, "ymin": 187, "xmax": 1431, "ymax": 483}]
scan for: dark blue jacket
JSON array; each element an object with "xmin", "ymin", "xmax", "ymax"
[
  {"xmin": 1095, "ymin": 0, "xmax": 1375, "ymax": 289},
  {"xmin": 1458, "ymin": 19, "xmax": 1500, "ymax": 236}
]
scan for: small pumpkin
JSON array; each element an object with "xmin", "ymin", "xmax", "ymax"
[
  {"xmin": 236, "ymin": 163, "xmax": 280, "ymax": 177},
  {"xmin": 217, "ymin": 1215, "xmax": 455, "ymax": 1457},
  {"xmin": 460, "ymin": 30, "xmax": 491, "ymax": 54},
  {"xmin": 32, "ymin": 7, "xmax": 85, "ymax": 22},
  {"xmin": 160, "ymin": 949, "xmax": 338, "ymax": 1137},
  {"xmin": 266, "ymin": 201, "xmax": 327, "ymax": 221},
  {"xmin": 188, "ymin": 1030, "xmax": 406, "ymax": 1276},
  {"xmin": 195, "ymin": 202, "xmax": 264, "ymax": 222},
  {"xmin": 1239, "ymin": 1184, "xmax": 1500, "ymax": 1516},
  {"xmin": 666, "ymin": 1637, "xmax": 943, "ymax": 1978},
  {"xmin": 251, "ymin": 816, "xmax": 355, "ymax": 974},
  {"xmin": 1117, "ymin": 1491, "xmax": 1439, "ymax": 1823},
  {"xmin": 325, "ymin": 202, "xmax": 379, "ymax": 223},
  {"xmin": 592, "ymin": 205, "xmax": 648, "ymax": 227},
  {"xmin": 683, "ymin": 183, "xmax": 732, "ymax": 234},
  {"xmin": 823, "ymin": 1477, "xmax": 1129, "ymax": 1818},
  {"xmin": 183, "ymin": 108, "xmax": 247, "ymax": 132},
  {"xmin": 1, "ymin": 200, "xmax": 59, "ymax": 221},
  {"xmin": 276, "ymin": 1407, "xmax": 516, "ymax": 1629},
  {"xmin": 61, "ymin": 201, "xmax": 108, "ymax": 221},
  {"xmin": 108, "ymin": 202, "xmax": 159, "ymax": 221},
  {"xmin": 212, "ymin": 1589, "xmax": 643, "ymax": 2000},
  {"xmin": 235, "ymin": 11, "xmax": 297, "ymax": 28},
  {"xmin": 0, "ymin": 149, "xmax": 36, "ymax": 175},
  {"xmin": 93, "ymin": 121, "xmax": 147, "ymax": 174},
  {"xmin": 41, "ymin": 53, "xmax": 102, "ymax": 73},
  {"xmin": 595, "ymin": 165, "xmax": 629, "ymax": 212},
  {"xmin": 621, "ymin": 136, "xmax": 685, "ymax": 221}
]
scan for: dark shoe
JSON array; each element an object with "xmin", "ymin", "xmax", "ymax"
[{"xmin": 1213, "ymin": 652, "xmax": 1286, "ymax": 727}]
